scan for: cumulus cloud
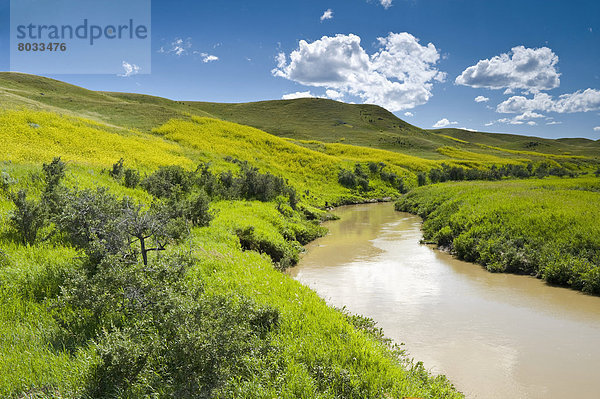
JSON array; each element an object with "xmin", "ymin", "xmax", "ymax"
[
  {"xmin": 456, "ymin": 46, "xmax": 560, "ymax": 92},
  {"xmin": 546, "ymin": 121, "xmax": 562, "ymax": 125},
  {"xmin": 320, "ymin": 9, "xmax": 333, "ymax": 21},
  {"xmin": 200, "ymin": 53, "xmax": 219, "ymax": 63},
  {"xmin": 491, "ymin": 111, "xmax": 545, "ymax": 126},
  {"xmin": 594, "ymin": 126, "xmax": 600, "ymax": 131},
  {"xmin": 282, "ymin": 91, "xmax": 315, "ymax": 100},
  {"xmin": 118, "ymin": 61, "xmax": 140, "ymax": 77},
  {"xmin": 272, "ymin": 32, "xmax": 446, "ymax": 111},
  {"xmin": 432, "ymin": 118, "xmax": 458, "ymax": 128},
  {"xmin": 326, "ymin": 89, "xmax": 344, "ymax": 100},
  {"xmin": 404, "ymin": 111, "xmax": 414, "ymax": 117},
  {"xmin": 474, "ymin": 95, "xmax": 489, "ymax": 103},
  {"xmin": 497, "ymin": 89, "xmax": 600, "ymax": 114},
  {"xmin": 380, "ymin": 0, "xmax": 392, "ymax": 9}
]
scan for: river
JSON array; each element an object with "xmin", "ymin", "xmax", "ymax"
[{"xmin": 287, "ymin": 203, "xmax": 600, "ymax": 399}]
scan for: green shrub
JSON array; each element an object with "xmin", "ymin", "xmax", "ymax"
[
  {"xmin": 123, "ymin": 168, "xmax": 140, "ymax": 188},
  {"xmin": 141, "ymin": 165, "xmax": 193, "ymax": 198},
  {"xmin": 9, "ymin": 190, "xmax": 45, "ymax": 245},
  {"xmin": 338, "ymin": 169, "xmax": 357, "ymax": 189}
]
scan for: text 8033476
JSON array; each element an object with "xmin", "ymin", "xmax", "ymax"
[{"xmin": 17, "ymin": 43, "xmax": 67, "ymax": 52}]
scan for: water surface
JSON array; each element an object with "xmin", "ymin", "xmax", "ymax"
[{"xmin": 288, "ymin": 203, "xmax": 600, "ymax": 399}]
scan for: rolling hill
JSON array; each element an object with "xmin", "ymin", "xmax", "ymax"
[{"xmin": 1, "ymin": 72, "xmax": 598, "ymax": 164}]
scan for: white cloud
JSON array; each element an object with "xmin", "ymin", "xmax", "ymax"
[
  {"xmin": 484, "ymin": 122, "xmax": 494, "ymax": 126},
  {"xmin": 326, "ymin": 89, "xmax": 344, "ymax": 100},
  {"xmin": 474, "ymin": 95, "xmax": 489, "ymax": 103},
  {"xmin": 320, "ymin": 9, "xmax": 333, "ymax": 21},
  {"xmin": 159, "ymin": 37, "xmax": 219, "ymax": 63},
  {"xmin": 497, "ymin": 89, "xmax": 600, "ymax": 114},
  {"xmin": 200, "ymin": 53, "xmax": 219, "ymax": 63},
  {"xmin": 492, "ymin": 111, "xmax": 545, "ymax": 126},
  {"xmin": 282, "ymin": 91, "xmax": 315, "ymax": 100},
  {"xmin": 459, "ymin": 127, "xmax": 477, "ymax": 132},
  {"xmin": 546, "ymin": 121, "xmax": 562, "ymax": 125},
  {"xmin": 118, "ymin": 61, "xmax": 140, "ymax": 77},
  {"xmin": 594, "ymin": 126, "xmax": 600, "ymax": 131},
  {"xmin": 159, "ymin": 37, "xmax": 193, "ymax": 56},
  {"xmin": 380, "ymin": 0, "xmax": 393, "ymax": 9},
  {"xmin": 404, "ymin": 111, "xmax": 413, "ymax": 117},
  {"xmin": 456, "ymin": 46, "xmax": 560, "ymax": 92},
  {"xmin": 432, "ymin": 118, "xmax": 458, "ymax": 128},
  {"xmin": 272, "ymin": 32, "xmax": 446, "ymax": 111}
]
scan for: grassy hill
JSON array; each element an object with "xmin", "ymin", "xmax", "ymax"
[
  {"xmin": 2, "ymin": 72, "xmax": 599, "ymax": 164},
  {"xmin": 0, "ymin": 72, "xmax": 599, "ymax": 397}
]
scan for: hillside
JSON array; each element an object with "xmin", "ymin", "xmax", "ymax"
[{"xmin": 2, "ymin": 72, "xmax": 599, "ymax": 165}]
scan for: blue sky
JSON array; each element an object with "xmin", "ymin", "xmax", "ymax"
[{"xmin": 1, "ymin": 0, "xmax": 599, "ymax": 139}]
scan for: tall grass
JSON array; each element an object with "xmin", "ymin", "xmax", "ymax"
[{"xmin": 396, "ymin": 177, "xmax": 600, "ymax": 293}]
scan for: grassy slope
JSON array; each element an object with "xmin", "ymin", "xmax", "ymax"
[
  {"xmin": 189, "ymin": 98, "xmax": 600, "ymax": 159},
  {"xmin": 1, "ymin": 72, "xmax": 600, "ymax": 397},
  {"xmin": 2, "ymin": 72, "xmax": 598, "ymax": 165},
  {"xmin": 395, "ymin": 178, "xmax": 600, "ymax": 294},
  {"xmin": 0, "ymin": 116, "xmax": 461, "ymax": 395}
]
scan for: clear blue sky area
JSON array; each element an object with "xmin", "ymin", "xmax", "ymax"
[{"xmin": 1, "ymin": 0, "xmax": 599, "ymax": 139}]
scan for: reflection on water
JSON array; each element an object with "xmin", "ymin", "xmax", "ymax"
[{"xmin": 288, "ymin": 203, "xmax": 600, "ymax": 399}]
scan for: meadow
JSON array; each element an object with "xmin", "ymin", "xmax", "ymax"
[
  {"xmin": 1, "ymin": 72, "xmax": 599, "ymax": 398},
  {"xmin": 395, "ymin": 177, "xmax": 600, "ymax": 294},
  {"xmin": 0, "ymin": 108, "xmax": 463, "ymax": 397}
]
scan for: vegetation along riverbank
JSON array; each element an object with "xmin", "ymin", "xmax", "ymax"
[
  {"xmin": 2, "ymin": 72, "xmax": 600, "ymax": 397},
  {"xmin": 396, "ymin": 178, "xmax": 600, "ymax": 294}
]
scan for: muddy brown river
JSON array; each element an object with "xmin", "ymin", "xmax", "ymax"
[{"xmin": 287, "ymin": 203, "xmax": 600, "ymax": 399}]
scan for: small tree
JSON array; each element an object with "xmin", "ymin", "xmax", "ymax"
[
  {"xmin": 9, "ymin": 190, "xmax": 45, "ymax": 245},
  {"xmin": 338, "ymin": 169, "xmax": 357, "ymax": 189},
  {"xmin": 123, "ymin": 168, "xmax": 140, "ymax": 188},
  {"xmin": 110, "ymin": 158, "xmax": 125, "ymax": 180},
  {"xmin": 417, "ymin": 173, "xmax": 427, "ymax": 186}
]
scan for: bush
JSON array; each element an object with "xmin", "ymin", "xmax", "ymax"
[
  {"xmin": 142, "ymin": 165, "xmax": 193, "ymax": 198},
  {"xmin": 42, "ymin": 156, "xmax": 66, "ymax": 190},
  {"xmin": 123, "ymin": 168, "xmax": 140, "ymax": 188},
  {"xmin": 338, "ymin": 169, "xmax": 357, "ymax": 189},
  {"xmin": 109, "ymin": 158, "xmax": 125, "ymax": 180},
  {"xmin": 417, "ymin": 173, "xmax": 427, "ymax": 186},
  {"xmin": 1, "ymin": 171, "xmax": 15, "ymax": 192},
  {"xmin": 9, "ymin": 190, "xmax": 45, "ymax": 245},
  {"xmin": 54, "ymin": 253, "xmax": 280, "ymax": 398}
]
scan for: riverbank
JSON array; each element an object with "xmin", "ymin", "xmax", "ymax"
[
  {"xmin": 290, "ymin": 202, "xmax": 600, "ymax": 399},
  {"xmin": 395, "ymin": 177, "xmax": 600, "ymax": 294},
  {"xmin": 0, "ymin": 160, "xmax": 463, "ymax": 398}
]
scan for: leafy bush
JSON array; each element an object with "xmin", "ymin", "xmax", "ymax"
[
  {"xmin": 53, "ymin": 252, "xmax": 281, "ymax": 398},
  {"xmin": 141, "ymin": 165, "xmax": 193, "ymax": 198},
  {"xmin": 109, "ymin": 158, "xmax": 125, "ymax": 180},
  {"xmin": 123, "ymin": 168, "xmax": 140, "ymax": 188},
  {"xmin": 338, "ymin": 169, "xmax": 357, "ymax": 189},
  {"xmin": 9, "ymin": 190, "xmax": 45, "ymax": 245}
]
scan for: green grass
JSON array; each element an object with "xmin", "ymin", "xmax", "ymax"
[
  {"xmin": 1, "ymin": 71, "xmax": 599, "ymax": 398},
  {"xmin": 395, "ymin": 177, "xmax": 600, "ymax": 294},
  {"xmin": 0, "ymin": 162, "xmax": 462, "ymax": 398},
  {"xmin": 2, "ymin": 72, "xmax": 599, "ymax": 165}
]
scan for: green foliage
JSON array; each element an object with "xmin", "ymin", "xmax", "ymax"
[
  {"xmin": 396, "ymin": 177, "xmax": 600, "ymax": 294},
  {"xmin": 9, "ymin": 190, "xmax": 45, "ymax": 245},
  {"xmin": 123, "ymin": 167, "xmax": 140, "ymax": 188},
  {"xmin": 338, "ymin": 168, "xmax": 357, "ymax": 189},
  {"xmin": 141, "ymin": 165, "xmax": 193, "ymax": 198},
  {"xmin": 109, "ymin": 158, "xmax": 125, "ymax": 180}
]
